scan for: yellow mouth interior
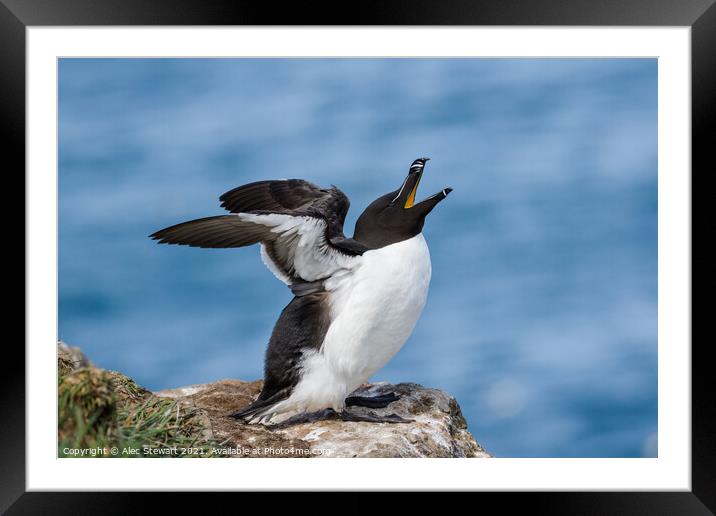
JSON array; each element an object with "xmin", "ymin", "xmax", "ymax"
[{"xmin": 404, "ymin": 176, "xmax": 421, "ymax": 208}]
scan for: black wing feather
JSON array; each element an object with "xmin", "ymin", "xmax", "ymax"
[
  {"xmin": 149, "ymin": 215, "xmax": 269, "ymax": 248},
  {"xmin": 220, "ymin": 179, "xmax": 330, "ymax": 213},
  {"xmin": 151, "ymin": 179, "xmax": 369, "ymax": 283},
  {"xmin": 219, "ymin": 179, "xmax": 351, "ymax": 243}
]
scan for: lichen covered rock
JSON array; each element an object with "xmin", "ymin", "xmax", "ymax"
[{"xmin": 157, "ymin": 380, "xmax": 490, "ymax": 458}]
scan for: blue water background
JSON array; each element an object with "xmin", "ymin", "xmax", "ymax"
[{"xmin": 58, "ymin": 58, "xmax": 657, "ymax": 458}]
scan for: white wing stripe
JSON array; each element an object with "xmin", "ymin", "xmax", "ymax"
[
  {"xmin": 259, "ymin": 243, "xmax": 292, "ymax": 285},
  {"xmin": 238, "ymin": 213, "xmax": 358, "ymax": 283}
]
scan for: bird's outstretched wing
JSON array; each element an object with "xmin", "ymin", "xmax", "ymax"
[{"xmin": 150, "ymin": 179, "xmax": 368, "ymax": 285}]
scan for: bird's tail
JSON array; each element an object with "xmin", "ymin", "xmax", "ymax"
[{"xmin": 230, "ymin": 389, "xmax": 290, "ymax": 424}]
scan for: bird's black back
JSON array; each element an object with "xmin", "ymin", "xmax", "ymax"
[{"xmin": 231, "ymin": 291, "xmax": 331, "ymax": 420}]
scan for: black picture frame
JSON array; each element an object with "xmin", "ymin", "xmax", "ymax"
[{"xmin": 5, "ymin": 0, "xmax": 707, "ymax": 512}]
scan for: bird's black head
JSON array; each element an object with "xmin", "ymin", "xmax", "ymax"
[{"xmin": 353, "ymin": 157, "xmax": 452, "ymax": 249}]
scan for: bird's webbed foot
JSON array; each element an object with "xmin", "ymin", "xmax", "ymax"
[
  {"xmin": 267, "ymin": 408, "xmax": 340, "ymax": 429},
  {"xmin": 267, "ymin": 406, "xmax": 412, "ymax": 429},
  {"xmin": 338, "ymin": 410, "xmax": 413, "ymax": 424},
  {"xmin": 344, "ymin": 392, "xmax": 399, "ymax": 409}
]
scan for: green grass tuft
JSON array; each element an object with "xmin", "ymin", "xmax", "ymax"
[{"xmin": 58, "ymin": 364, "xmax": 223, "ymax": 458}]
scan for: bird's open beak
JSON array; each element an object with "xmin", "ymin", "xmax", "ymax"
[{"xmin": 397, "ymin": 158, "xmax": 452, "ymax": 211}]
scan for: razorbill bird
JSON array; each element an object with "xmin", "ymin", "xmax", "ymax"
[{"xmin": 150, "ymin": 157, "xmax": 452, "ymax": 425}]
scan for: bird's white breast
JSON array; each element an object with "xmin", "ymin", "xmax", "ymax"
[
  {"xmin": 324, "ymin": 232, "xmax": 432, "ymax": 378},
  {"xmin": 277, "ymin": 233, "xmax": 432, "ymax": 414}
]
